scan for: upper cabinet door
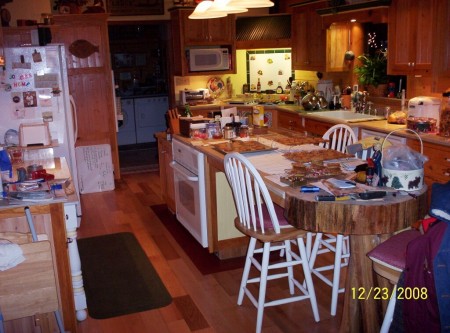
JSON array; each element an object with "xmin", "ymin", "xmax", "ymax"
[
  {"xmin": 388, "ymin": 0, "xmax": 433, "ymax": 75},
  {"xmin": 180, "ymin": 9, "xmax": 234, "ymax": 45},
  {"xmin": 291, "ymin": 2, "xmax": 326, "ymax": 72},
  {"xmin": 432, "ymin": 0, "xmax": 450, "ymax": 92},
  {"xmin": 169, "ymin": 8, "xmax": 236, "ymax": 76}
]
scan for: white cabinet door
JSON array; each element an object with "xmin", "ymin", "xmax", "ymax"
[
  {"xmin": 117, "ymin": 98, "xmax": 137, "ymax": 145},
  {"xmin": 134, "ymin": 96, "xmax": 168, "ymax": 143}
]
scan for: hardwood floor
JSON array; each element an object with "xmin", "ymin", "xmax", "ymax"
[{"xmin": 75, "ymin": 171, "xmax": 344, "ymax": 333}]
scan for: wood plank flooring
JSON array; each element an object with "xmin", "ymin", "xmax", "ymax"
[{"xmin": 75, "ymin": 171, "xmax": 344, "ymax": 333}]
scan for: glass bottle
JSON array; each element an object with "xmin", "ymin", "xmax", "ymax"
[
  {"xmin": 276, "ymin": 82, "xmax": 283, "ymax": 94},
  {"xmin": 439, "ymin": 91, "xmax": 450, "ymax": 137},
  {"xmin": 256, "ymin": 78, "xmax": 261, "ymax": 93}
]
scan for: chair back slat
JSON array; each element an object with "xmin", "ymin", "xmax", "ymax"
[
  {"xmin": 224, "ymin": 153, "xmax": 280, "ymax": 234},
  {"xmin": 322, "ymin": 124, "xmax": 357, "ymax": 153}
]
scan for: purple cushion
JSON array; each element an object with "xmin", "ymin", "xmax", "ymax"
[
  {"xmin": 255, "ymin": 203, "xmax": 290, "ymax": 231},
  {"xmin": 367, "ymin": 229, "xmax": 422, "ymax": 270}
]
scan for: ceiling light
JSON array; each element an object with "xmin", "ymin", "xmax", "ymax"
[
  {"xmin": 209, "ymin": 0, "xmax": 248, "ymax": 14},
  {"xmin": 228, "ymin": 0, "xmax": 274, "ymax": 8},
  {"xmin": 188, "ymin": 1, "xmax": 228, "ymax": 19}
]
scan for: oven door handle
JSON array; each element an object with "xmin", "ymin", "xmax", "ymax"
[{"xmin": 170, "ymin": 161, "xmax": 199, "ymax": 182}]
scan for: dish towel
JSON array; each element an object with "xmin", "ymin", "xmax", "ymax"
[{"xmin": 0, "ymin": 239, "xmax": 25, "ymax": 271}]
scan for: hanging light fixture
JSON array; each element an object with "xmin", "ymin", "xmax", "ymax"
[
  {"xmin": 228, "ymin": 0, "xmax": 274, "ymax": 8},
  {"xmin": 208, "ymin": 0, "xmax": 248, "ymax": 14},
  {"xmin": 188, "ymin": 1, "xmax": 228, "ymax": 19},
  {"xmin": 189, "ymin": 0, "xmax": 273, "ymax": 19}
]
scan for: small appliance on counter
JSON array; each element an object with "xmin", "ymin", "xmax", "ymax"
[
  {"xmin": 407, "ymin": 96, "xmax": 441, "ymax": 133},
  {"xmin": 180, "ymin": 89, "xmax": 210, "ymax": 105},
  {"xmin": 179, "ymin": 116, "xmax": 212, "ymax": 138},
  {"xmin": 19, "ymin": 123, "xmax": 51, "ymax": 147}
]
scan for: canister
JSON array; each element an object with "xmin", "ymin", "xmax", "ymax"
[
  {"xmin": 223, "ymin": 125, "xmax": 235, "ymax": 139},
  {"xmin": 239, "ymin": 125, "xmax": 249, "ymax": 138}
]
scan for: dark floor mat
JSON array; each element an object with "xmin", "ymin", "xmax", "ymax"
[{"xmin": 78, "ymin": 232, "xmax": 172, "ymax": 319}]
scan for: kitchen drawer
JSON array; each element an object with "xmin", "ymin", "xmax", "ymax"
[
  {"xmin": 277, "ymin": 111, "xmax": 303, "ymax": 131},
  {"xmin": 304, "ymin": 118, "xmax": 333, "ymax": 136}
]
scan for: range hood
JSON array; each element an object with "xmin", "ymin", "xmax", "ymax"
[{"xmin": 236, "ymin": 14, "xmax": 291, "ymax": 49}]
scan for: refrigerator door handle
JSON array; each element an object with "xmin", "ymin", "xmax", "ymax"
[{"xmin": 69, "ymin": 94, "xmax": 78, "ymax": 141}]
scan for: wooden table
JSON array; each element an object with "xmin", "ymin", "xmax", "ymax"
[{"xmin": 283, "ymin": 188, "xmax": 428, "ymax": 333}]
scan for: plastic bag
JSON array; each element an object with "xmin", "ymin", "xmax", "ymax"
[{"xmin": 382, "ymin": 145, "xmax": 428, "ymax": 170}]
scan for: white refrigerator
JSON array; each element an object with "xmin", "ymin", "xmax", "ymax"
[{"xmin": 0, "ymin": 44, "xmax": 81, "ymax": 218}]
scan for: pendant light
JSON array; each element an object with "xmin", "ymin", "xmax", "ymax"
[
  {"xmin": 228, "ymin": 0, "xmax": 274, "ymax": 8},
  {"xmin": 188, "ymin": 1, "xmax": 227, "ymax": 19},
  {"xmin": 209, "ymin": 0, "xmax": 248, "ymax": 14}
]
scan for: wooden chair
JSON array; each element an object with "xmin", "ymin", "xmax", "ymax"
[
  {"xmin": 367, "ymin": 229, "xmax": 421, "ymax": 333},
  {"xmin": 310, "ymin": 123, "xmax": 357, "ymax": 316},
  {"xmin": 224, "ymin": 152, "xmax": 320, "ymax": 333},
  {"xmin": 0, "ymin": 208, "xmax": 65, "ymax": 333}
]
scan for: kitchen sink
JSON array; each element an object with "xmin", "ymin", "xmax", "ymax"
[{"xmin": 307, "ymin": 110, "xmax": 385, "ymax": 123}]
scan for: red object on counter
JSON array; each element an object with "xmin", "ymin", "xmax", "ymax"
[{"xmin": 31, "ymin": 169, "xmax": 55, "ymax": 180}]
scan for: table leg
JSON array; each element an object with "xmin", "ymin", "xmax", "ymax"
[{"xmin": 339, "ymin": 234, "xmax": 389, "ymax": 333}]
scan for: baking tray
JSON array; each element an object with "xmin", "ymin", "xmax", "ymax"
[{"xmin": 212, "ymin": 140, "xmax": 278, "ymax": 155}]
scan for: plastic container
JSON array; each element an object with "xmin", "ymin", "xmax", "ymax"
[
  {"xmin": 439, "ymin": 91, "xmax": 450, "ymax": 137},
  {"xmin": 381, "ymin": 129, "xmax": 424, "ymax": 192},
  {"xmin": 0, "ymin": 146, "xmax": 13, "ymax": 182}
]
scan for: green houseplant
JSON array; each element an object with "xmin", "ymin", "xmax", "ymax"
[{"xmin": 354, "ymin": 52, "xmax": 388, "ymax": 94}]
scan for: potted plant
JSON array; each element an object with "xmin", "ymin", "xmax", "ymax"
[{"xmin": 354, "ymin": 51, "xmax": 388, "ymax": 96}]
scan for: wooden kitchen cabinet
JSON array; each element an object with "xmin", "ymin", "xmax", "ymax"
[
  {"xmin": 304, "ymin": 118, "xmax": 333, "ymax": 136},
  {"xmin": 326, "ymin": 22, "xmax": 364, "ymax": 73},
  {"xmin": 50, "ymin": 14, "xmax": 120, "ymax": 179},
  {"xmin": 408, "ymin": 139, "xmax": 450, "ymax": 189},
  {"xmin": 388, "ymin": 0, "xmax": 434, "ymax": 75},
  {"xmin": 169, "ymin": 8, "xmax": 236, "ymax": 76},
  {"xmin": 291, "ymin": 1, "xmax": 326, "ymax": 71},
  {"xmin": 0, "ymin": 204, "xmax": 77, "ymax": 333},
  {"xmin": 277, "ymin": 110, "xmax": 304, "ymax": 132},
  {"xmin": 178, "ymin": 9, "xmax": 234, "ymax": 45},
  {"xmin": 157, "ymin": 133, "xmax": 176, "ymax": 213},
  {"xmin": 432, "ymin": 0, "xmax": 450, "ymax": 92}
]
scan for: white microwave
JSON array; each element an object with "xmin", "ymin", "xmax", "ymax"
[{"xmin": 188, "ymin": 48, "xmax": 230, "ymax": 72}]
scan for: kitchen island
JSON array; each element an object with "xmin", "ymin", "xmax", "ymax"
[
  {"xmin": 0, "ymin": 157, "xmax": 84, "ymax": 333},
  {"xmin": 163, "ymin": 131, "xmax": 427, "ymax": 333}
]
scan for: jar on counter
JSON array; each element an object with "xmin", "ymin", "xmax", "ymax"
[
  {"xmin": 439, "ymin": 91, "xmax": 450, "ymax": 137},
  {"xmin": 238, "ymin": 125, "xmax": 249, "ymax": 138},
  {"xmin": 223, "ymin": 125, "xmax": 236, "ymax": 139}
]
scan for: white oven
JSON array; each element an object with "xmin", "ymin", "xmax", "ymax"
[{"xmin": 170, "ymin": 138, "xmax": 208, "ymax": 247}]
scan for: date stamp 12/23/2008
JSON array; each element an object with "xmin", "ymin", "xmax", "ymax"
[{"xmin": 351, "ymin": 287, "xmax": 428, "ymax": 301}]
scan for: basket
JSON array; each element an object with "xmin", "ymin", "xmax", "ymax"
[{"xmin": 381, "ymin": 129, "xmax": 424, "ymax": 192}]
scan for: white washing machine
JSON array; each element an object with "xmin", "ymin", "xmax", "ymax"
[{"xmin": 117, "ymin": 98, "xmax": 137, "ymax": 146}]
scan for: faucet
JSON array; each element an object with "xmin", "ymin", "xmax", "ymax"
[{"xmin": 366, "ymin": 101, "xmax": 374, "ymax": 115}]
